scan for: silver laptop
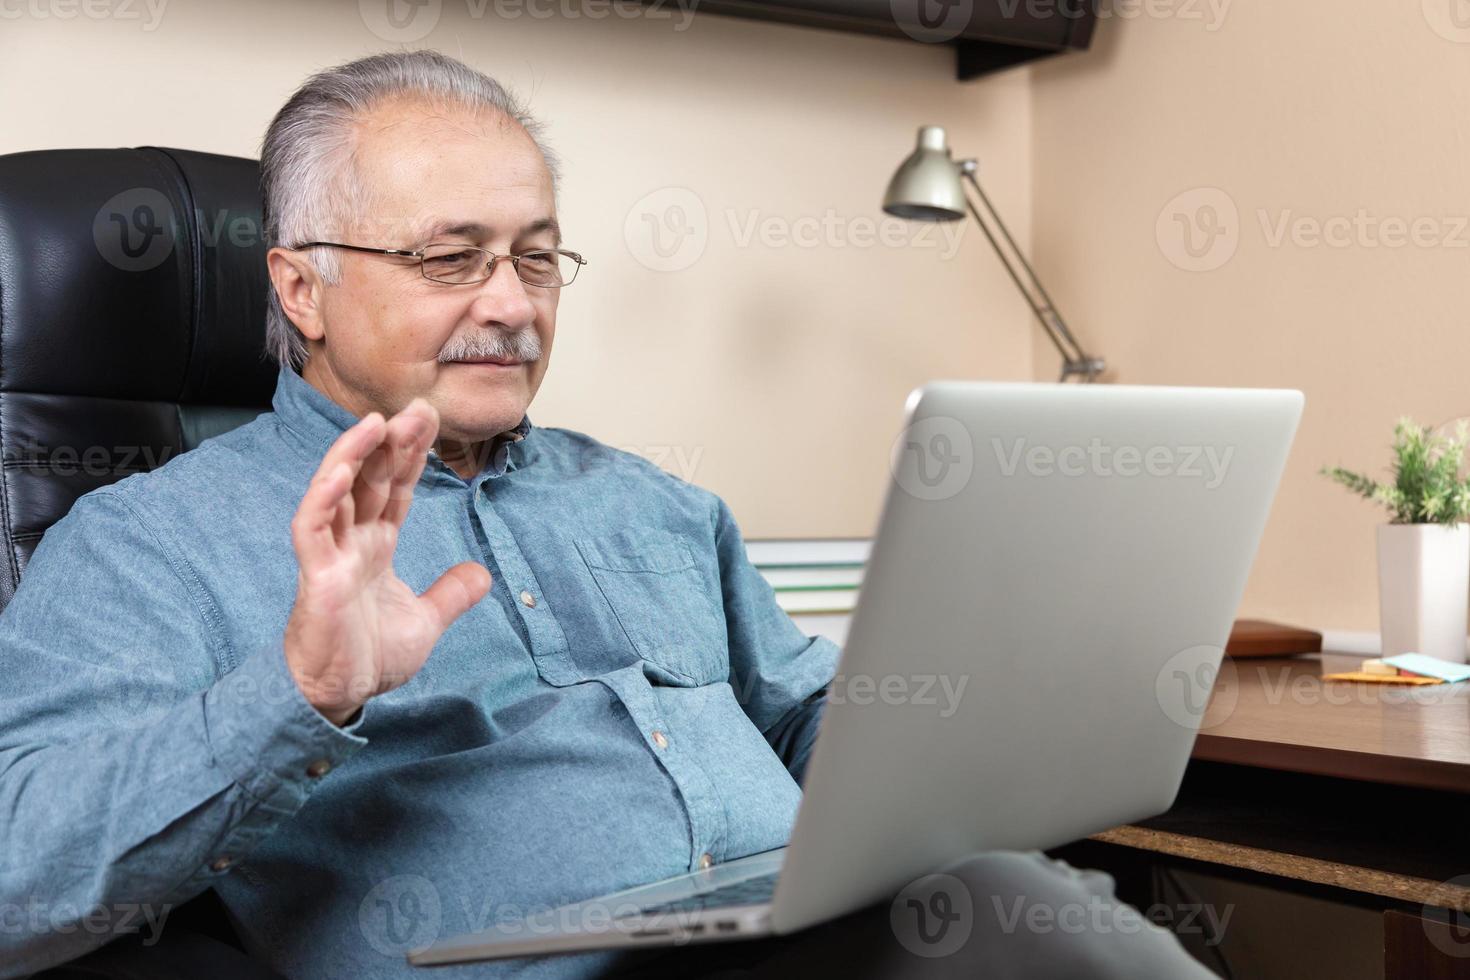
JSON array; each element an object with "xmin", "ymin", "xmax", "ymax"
[{"xmin": 410, "ymin": 381, "xmax": 1303, "ymax": 967}]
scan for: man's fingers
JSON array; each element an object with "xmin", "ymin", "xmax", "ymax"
[
  {"xmin": 292, "ymin": 461, "xmax": 353, "ymax": 569},
  {"xmin": 418, "ymin": 562, "xmax": 492, "ymax": 633},
  {"xmin": 352, "ymin": 440, "xmax": 394, "ymax": 526},
  {"xmin": 293, "ymin": 411, "xmax": 383, "ymax": 566},
  {"xmin": 321, "ymin": 411, "xmax": 387, "ymax": 482},
  {"xmin": 310, "ymin": 413, "xmax": 379, "ymax": 544},
  {"xmin": 384, "ymin": 399, "xmax": 440, "ymax": 526},
  {"xmin": 330, "ymin": 480, "xmax": 357, "ymax": 543}
]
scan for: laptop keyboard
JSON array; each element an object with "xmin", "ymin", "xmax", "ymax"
[{"xmin": 631, "ymin": 871, "xmax": 779, "ymax": 917}]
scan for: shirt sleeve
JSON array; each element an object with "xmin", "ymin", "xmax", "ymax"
[
  {"xmin": 0, "ymin": 489, "xmax": 367, "ymax": 977},
  {"xmin": 712, "ymin": 496, "xmax": 839, "ymax": 786}
]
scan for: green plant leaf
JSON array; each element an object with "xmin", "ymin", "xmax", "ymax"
[{"xmin": 1321, "ymin": 417, "xmax": 1470, "ymax": 525}]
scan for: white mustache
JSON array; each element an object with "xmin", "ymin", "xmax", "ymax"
[{"xmin": 438, "ymin": 329, "xmax": 542, "ymax": 364}]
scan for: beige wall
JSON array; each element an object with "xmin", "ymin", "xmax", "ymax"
[
  {"xmin": 9, "ymin": 0, "xmax": 1417, "ymax": 630},
  {"xmin": 0, "ymin": 0, "xmax": 1036, "ymax": 538},
  {"xmin": 1032, "ymin": 0, "xmax": 1470, "ymax": 631}
]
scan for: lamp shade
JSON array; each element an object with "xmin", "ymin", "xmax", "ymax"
[{"xmin": 882, "ymin": 125, "xmax": 966, "ymax": 222}]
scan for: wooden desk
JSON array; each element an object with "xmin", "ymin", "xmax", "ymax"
[
  {"xmin": 1060, "ymin": 654, "xmax": 1470, "ymax": 979},
  {"xmin": 1193, "ymin": 653, "xmax": 1470, "ymax": 794}
]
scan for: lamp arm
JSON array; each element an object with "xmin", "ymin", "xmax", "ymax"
[
  {"xmin": 959, "ymin": 166, "xmax": 1105, "ymax": 382},
  {"xmin": 960, "ymin": 195, "xmax": 1076, "ymax": 366}
]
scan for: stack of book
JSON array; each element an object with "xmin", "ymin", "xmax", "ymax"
[{"xmin": 744, "ymin": 538, "xmax": 871, "ymax": 645}]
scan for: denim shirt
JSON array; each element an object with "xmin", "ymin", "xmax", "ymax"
[{"xmin": 0, "ymin": 366, "xmax": 838, "ymax": 979}]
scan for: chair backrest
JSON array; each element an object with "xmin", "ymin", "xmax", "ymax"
[{"xmin": 0, "ymin": 146, "xmax": 276, "ymax": 609}]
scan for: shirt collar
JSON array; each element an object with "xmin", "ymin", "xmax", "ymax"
[{"xmin": 271, "ymin": 365, "xmax": 535, "ymax": 483}]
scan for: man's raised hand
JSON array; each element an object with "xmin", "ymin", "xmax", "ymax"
[{"xmin": 284, "ymin": 400, "xmax": 492, "ymax": 724}]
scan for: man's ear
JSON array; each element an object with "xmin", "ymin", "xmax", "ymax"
[{"xmin": 266, "ymin": 247, "xmax": 327, "ymax": 342}]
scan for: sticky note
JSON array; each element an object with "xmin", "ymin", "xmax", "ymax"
[
  {"xmin": 1381, "ymin": 653, "xmax": 1470, "ymax": 683},
  {"xmin": 1321, "ymin": 671, "xmax": 1442, "ymax": 685}
]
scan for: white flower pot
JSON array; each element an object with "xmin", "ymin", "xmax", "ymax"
[{"xmin": 1377, "ymin": 523, "xmax": 1470, "ymax": 663}]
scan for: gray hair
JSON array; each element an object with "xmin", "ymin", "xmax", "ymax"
[{"xmin": 259, "ymin": 50, "xmax": 559, "ymax": 370}]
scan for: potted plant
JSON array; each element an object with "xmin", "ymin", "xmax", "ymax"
[{"xmin": 1322, "ymin": 419, "xmax": 1470, "ymax": 663}]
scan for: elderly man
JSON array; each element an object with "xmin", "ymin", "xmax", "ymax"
[{"xmin": 0, "ymin": 51, "xmax": 1213, "ymax": 979}]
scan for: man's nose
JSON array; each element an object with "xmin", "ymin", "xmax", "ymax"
[{"xmin": 469, "ymin": 257, "xmax": 537, "ymax": 329}]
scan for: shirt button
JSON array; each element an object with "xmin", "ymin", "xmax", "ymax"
[
  {"xmin": 651, "ymin": 730, "xmax": 669, "ymax": 750},
  {"xmin": 520, "ymin": 590, "xmax": 537, "ymax": 608},
  {"xmin": 306, "ymin": 759, "xmax": 332, "ymax": 779},
  {"xmin": 210, "ymin": 856, "xmax": 233, "ymax": 872},
  {"xmin": 698, "ymin": 853, "xmax": 714, "ymax": 870}
]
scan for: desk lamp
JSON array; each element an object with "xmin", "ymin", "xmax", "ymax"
[{"xmin": 882, "ymin": 125, "xmax": 1106, "ymax": 383}]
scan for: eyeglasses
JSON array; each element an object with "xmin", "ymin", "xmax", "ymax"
[{"xmin": 290, "ymin": 241, "xmax": 587, "ymax": 287}]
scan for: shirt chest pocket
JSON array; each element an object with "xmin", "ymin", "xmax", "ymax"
[{"xmin": 575, "ymin": 528, "xmax": 729, "ymax": 685}]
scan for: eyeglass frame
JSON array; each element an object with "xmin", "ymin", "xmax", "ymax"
[{"xmin": 288, "ymin": 241, "xmax": 588, "ymax": 287}]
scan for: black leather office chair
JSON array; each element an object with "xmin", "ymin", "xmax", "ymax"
[{"xmin": 0, "ymin": 146, "xmax": 284, "ymax": 978}]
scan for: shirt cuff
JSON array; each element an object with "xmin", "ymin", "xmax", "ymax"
[{"xmin": 203, "ymin": 640, "xmax": 368, "ymax": 813}]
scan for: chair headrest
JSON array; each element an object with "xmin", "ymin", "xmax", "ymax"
[
  {"xmin": 0, "ymin": 146, "xmax": 277, "ymax": 605},
  {"xmin": 0, "ymin": 145, "xmax": 275, "ymax": 403}
]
